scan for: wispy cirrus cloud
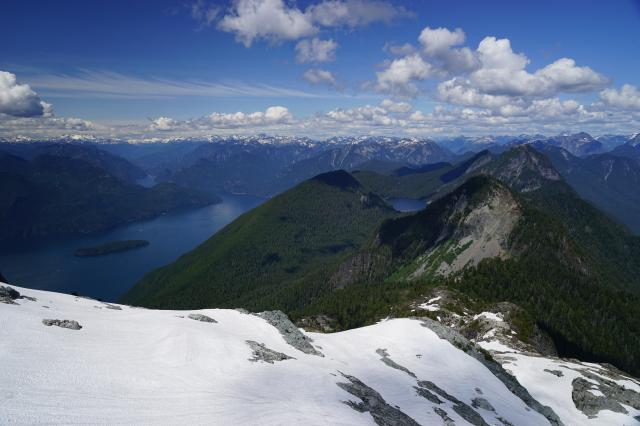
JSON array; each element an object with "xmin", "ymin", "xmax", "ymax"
[{"xmin": 24, "ymin": 70, "xmax": 332, "ymax": 100}]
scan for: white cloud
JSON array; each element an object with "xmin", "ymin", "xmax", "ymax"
[
  {"xmin": 375, "ymin": 54, "xmax": 434, "ymax": 96},
  {"xmin": 465, "ymin": 37, "xmax": 608, "ymax": 98},
  {"xmin": 149, "ymin": 116, "xmax": 177, "ymax": 131},
  {"xmin": 296, "ymin": 38, "xmax": 337, "ymax": 63},
  {"xmin": 600, "ymin": 84, "xmax": 640, "ymax": 110},
  {"xmin": 218, "ymin": 0, "xmax": 411, "ymax": 47},
  {"xmin": 218, "ymin": 0, "xmax": 317, "ymax": 47},
  {"xmin": 379, "ymin": 98, "xmax": 412, "ymax": 113},
  {"xmin": 150, "ymin": 106, "xmax": 294, "ymax": 133},
  {"xmin": 306, "ymin": 0, "xmax": 412, "ymax": 28},
  {"xmin": 0, "ymin": 71, "xmax": 50, "ymax": 117},
  {"xmin": 418, "ymin": 27, "xmax": 478, "ymax": 74},
  {"xmin": 303, "ymin": 69, "xmax": 337, "ymax": 87},
  {"xmin": 419, "ymin": 27, "xmax": 465, "ymax": 56},
  {"xmin": 383, "ymin": 42, "xmax": 416, "ymax": 56}
]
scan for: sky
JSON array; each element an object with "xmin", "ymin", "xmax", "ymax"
[{"xmin": 1, "ymin": 0, "xmax": 640, "ymax": 139}]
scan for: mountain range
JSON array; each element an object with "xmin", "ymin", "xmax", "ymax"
[
  {"xmin": 123, "ymin": 145, "xmax": 640, "ymax": 377},
  {"xmin": 0, "ymin": 145, "xmax": 219, "ymax": 243}
]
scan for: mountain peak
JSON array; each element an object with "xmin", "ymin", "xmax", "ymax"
[
  {"xmin": 310, "ymin": 170, "xmax": 361, "ymax": 190},
  {"xmin": 483, "ymin": 145, "xmax": 561, "ymax": 192}
]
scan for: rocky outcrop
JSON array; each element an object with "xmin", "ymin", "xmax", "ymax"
[
  {"xmin": 571, "ymin": 372, "xmax": 640, "ymax": 418},
  {"xmin": 246, "ymin": 341, "xmax": 294, "ymax": 364},
  {"xmin": 337, "ymin": 373, "xmax": 420, "ymax": 426},
  {"xmin": 296, "ymin": 314, "xmax": 337, "ymax": 332},
  {"xmin": 42, "ymin": 319, "xmax": 82, "ymax": 330},
  {"xmin": 0, "ymin": 285, "xmax": 21, "ymax": 304},
  {"xmin": 376, "ymin": 348, "xmax": 416, "ymax": 378},
  {"xmin": 188, "ymin": 313, "xmax": 217, "ymax": 323},
  {"xmin": 416, "ymin": 380, "xmax": 488, "ymax": 426},
  {"xmin": 418, "ymin": 318, "xmax": 564, "ymax": 426},
  {"xmin": 255, "ymin": 310, "xmax": 323, "ymax": 356}
]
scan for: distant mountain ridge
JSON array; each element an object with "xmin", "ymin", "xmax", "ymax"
[{"xmin": 124, "ymin": 146, "xmax": 640, "ymax": 375}]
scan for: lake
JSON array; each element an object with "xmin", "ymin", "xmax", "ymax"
[
  {"xmin": 388, "ymin": 198, "xmax": 426, "ymax": 212},
  {"xmin": 0, "ymin": 194, "xmax": 265, "ymax": 302}
]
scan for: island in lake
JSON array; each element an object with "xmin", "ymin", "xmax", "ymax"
[{"xmin": 74, "ymin": 240, "xmax": 150, "ymax": 257}]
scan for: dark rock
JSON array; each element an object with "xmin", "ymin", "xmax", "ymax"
[
  {"xmin": 414, "ymin": 386, "xmax": 443, "ymax": 404},
  {"xmin": 188, "ymin": 313, "xmax": 217, "ymax": 323},
  {"xmin": 246, "ymin": 340, "xmax": 294, "ymax": 364},
  {"xmin": 433, "ymin": 407, "xmax": 455, "ymax": 426},
  {"xmin": 0, "ymin": 285, "xmax": 21, "ymax": 304},
  {"xmin": 296, "ymin": 314, "xmax": 337, "ymax": 333},
  {"xmin": 472, "ymin": 397, "xmax": 495, "ymax": 412},
  {"xmin": 418, "ymin": 318, "xmax": 564, "ymax": 426},
  {"xmin": 103, "ymin": 303, "xmax": 122, "ymax": 310},
  {"xmin": 544, "ymin": 369, "xmax": 564, "ymax": 377},
  {"xmin": 42, "ymin": 319, "xmax": 82, "ymax": 330},
  {"xmin": 417, "ymin": 380, "xmax": 489, "ymax": 426},
  {"xmin": 337, "ymin": 373, "xmax": 420, "ymax": 426},
  {"xmin": 255, "ymin": 310, "xmax": 323, "ymax": 356},
  {"xmin": 571, "ymin": 372, "xmax": 640, "ymax": 418},
  {"xmin": 376, "ymin": 348, "xmax": 417, "ymax": 378}
]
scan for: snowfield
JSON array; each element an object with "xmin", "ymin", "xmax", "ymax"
[{"xmin": 0, "ymin": 284, "xmax": 638, "ymax": 425}]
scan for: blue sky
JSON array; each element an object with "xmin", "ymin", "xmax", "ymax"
[{"xmin": 1, "ymin": 0, "xmax": 640, "ymax": 138}]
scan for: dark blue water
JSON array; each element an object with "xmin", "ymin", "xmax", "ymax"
[
  {"xmin": 0, "ymin": 194, "xmax": 264, "ymax": 302},
  {"xmin": 388, "ymin": 198, "xmax": 426, "ymax": 212}
]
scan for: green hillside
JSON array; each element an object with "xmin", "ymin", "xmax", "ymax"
[{"xmin": 121, "ymin": 170, "xmax": 398, "ymax": 310}]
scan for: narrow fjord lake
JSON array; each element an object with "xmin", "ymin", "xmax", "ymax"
[{"xmin": 0, "ymin": 194, "xmax": 264, "ymax": 302}]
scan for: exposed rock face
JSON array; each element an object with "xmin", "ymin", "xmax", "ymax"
[
  {"xmin": 246, "ymin": 341, "xmax": 294, "ymax": 364},
  {"xmin": 42, "ymin": 319, "xmax": 82, "ymax": 330},
  {"xmin": 471, "ymin": 397, "xmax": 495, "ymax": 412},
  {"xmin": 376, "ymin": 348, "xmax": 417, "ymax": 378},
  {"xmin": 296, "ymin": 314, "xmax": 336, "ymax": 333},
  {"xmin": 337, "ymin": 373, "xmax": 421, "ymax": 426},
  {"xmin": 544, "ymin": 369, "xmax": 564, "ymax": 377},
  {"xmin": 188, "ymin": 313, "xmax": 217, "ymax": 323},
  {"xmin": 418, "ymin": 318, "xmax": 564, "ymax": 426},
  {"xmin": 254, "ymin": 310, "xmax": 323, "ymax": 356},
  {"xmin": 433, "ymin": 407, "xmax": 456, "ymax": 425},
  {"xmin": 103, "ymin": 303, "xmax": 122, "ymax": 311},
  {"xmin": 0, "ymin": 286, "xmax": 21, "ymax": 304},
  {"xmin": 571, "ymin": 372, "xmax": 640, "ymax": 418},
  {"xmin": 416, "ymin": 380, "xmax": 489, "ymax": 426},
  {"xmin": 411, "ymin": 184, "xmax": 520, "ymax": 280}
]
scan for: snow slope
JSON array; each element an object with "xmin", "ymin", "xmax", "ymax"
[
  {"xmin": 0, "ymin": 284, "xmax": 637, "ymax": 425},
  {"xmin": 0, "ymin": 284, "xmax": 556, "ymax": 425}
]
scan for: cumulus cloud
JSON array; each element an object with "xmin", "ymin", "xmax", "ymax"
[
  {"xmin": 303, "ymin": 69, "xmax": 337, "ymax": 87},
  {"xmin": 600, "ymin": 84, "xmax": 640, "ymax": 110},
  {"xmin": 218, "ymin": 0, "xmax": 411, "ymax": 46},
  {"xmin": 296, "ymin": 38, "xmax": 337, "ymax": 63},
  {"xmin": 466, "ymin": 37, "xmax": 608, "ymax": 98},
  {"xmin": 149, "ymin": 116, "xmax": 177, "ymax": 131},
  {"xmin": 383, "ymin": 42, "xmax": 416, "ymax": 56},
  {"xmin": 146, "ymin": 106, "xmax": 294, "ymax": 134},
  {"xmin": 375, "ymin": 54, "xmax": 434, "ymax": 96},
  {"xmin": 218, "ymin": 0, "xmax": 317, "ymax": 46},
  {"xmin": 375, "ymin": 26, "xmax": 609, "ymax": 107},
  {"xmin": 0, "ymin": 71, "xmax": 51, "ymax": 117}
]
